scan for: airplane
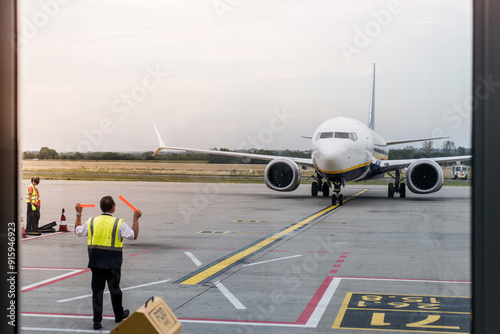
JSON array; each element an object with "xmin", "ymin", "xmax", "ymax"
[{"xmin": 153, "ymin": 64, "xmax": 472, "ymax": 206}]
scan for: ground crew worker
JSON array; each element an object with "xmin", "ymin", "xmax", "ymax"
[
  {"xmin": 26, "ymin": 176, "xmax": 41, "ymax": 231},
  {"xmin": 74, "ymin": 196, "xmax": 142, "ymax": 330}
]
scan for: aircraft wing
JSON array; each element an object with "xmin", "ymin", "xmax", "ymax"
[
  {"xmin": 153, "ymin": 124, "xmax": 314, "ymax": 169},
  {"xmin": 376, "ymin": 155, "xmax": 472, "ymax": 173},
  {"xmin": 386, "ymin": 136, "xmax": 449, "ymax": 145}
]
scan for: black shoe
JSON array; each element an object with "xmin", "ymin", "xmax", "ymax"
[
  {"xmin": 115, "ymin": 309, "xmax": 130, "ymax": 323},
  {"xmin": 93, "ymin": 322, "xmax": 102, "ymax": 330}
]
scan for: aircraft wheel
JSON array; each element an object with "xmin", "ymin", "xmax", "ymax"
[
  {"xmin": 338, "ymin": 194, "xmax": 344, "ymax": 206},
  {"xmin": 388, "ymin": 183, "xmax": 394, "ymax": 198},
  {"xmin": 400, "ymin": 183, "xmax": 406, "ymax": 198},
  {"xmin": 332, "ymin": 194, "xmax": 337, "ymax": 206},
  {"xmin": 312, "ymin": 182, "xmax": 319, "ymax": 197},
  {"xmin": 322, "ymin": 183, "xmax": 329, "ymax": 197}
]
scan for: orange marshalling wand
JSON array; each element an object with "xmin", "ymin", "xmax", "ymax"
[
  {"xmin": 118, "ymin": 195, "xmax": 137, "ymax": 212},
  {"xmin": 79, "ymin": 204, "xmax": 95, "ymax": 208}
]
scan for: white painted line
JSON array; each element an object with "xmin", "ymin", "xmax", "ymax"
[
  {"xmin": 214, "ymin": 281, "xmax": 246, "ymax": 310},
  {"xmin": 181, "ymin": 319, "xmax": 307, "ymax": 327},
  {"xmin": 306, "ymin": 277, "xmax": 341, "ymax": 327},
  {"xmin": 21, "ymin": 270, "xmax": 83, "ymax": 292},
  {"xmin": 243, "ymin": 254, "xmax": 303, "ymax": 267},
  {"xmin": 22, "ymin": 231, "xmax": 72, "ymax": 240},
  {"xmin": 185, "ymin": 252, "xmax": 202, "ymax": 267},
  {"xmin": 57, "ymin": 279, "xmax": 171, "ymax": 303},
  {"xmin": 338, "ymin": 276, "xmax": 471, "ymax": 284},
  {"xmin": 120, "ymin": 279, "xmax": 171, "ymax": 291},
  {"xmin": 21, "ymin": 328, "xmax": 109, "ymax": 333}
]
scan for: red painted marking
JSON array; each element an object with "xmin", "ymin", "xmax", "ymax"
[
  {"xmin": 330, "ymin": 270, "xmax": 338, "ymax": 274},
  {"xmin": 333, "ymin": 265, "xmax": 341, "ymax": 268},
  {"xmin": 141, "ymin": 250, "xmax": 151, "ymax": 253},
  {"xmin": 340, "ymin": 255, "xmax": 347, "ymax": 258},
  {"xmin": 342, "ymin": 252, "xmax": 349, "ymax": 254},
  {"xmin": 296, "ymin": 276, "xmax": 334, "ymax": 325},
  {"xmin": 336, "ymin": 259, "xmax": 344, "ymax": 263},
  {"xmin": 128, "ymin": 254, "xmax": 138, "ymax": 257}
]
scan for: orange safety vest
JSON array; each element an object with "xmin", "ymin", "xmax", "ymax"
[{"xmin": 26, "ymin": 183, "xmax": 40, "ymax": 206}]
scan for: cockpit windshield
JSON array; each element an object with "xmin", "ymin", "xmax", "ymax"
[{"xmin": 316, "ymin": 132, "xmax": 358, "ymax": 141}]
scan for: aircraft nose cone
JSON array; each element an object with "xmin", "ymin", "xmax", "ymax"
[{"xmin": 313, "ymin": 144, "xmax": 346, "ymax": 173}]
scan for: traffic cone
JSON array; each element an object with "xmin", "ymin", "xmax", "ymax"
[
  {"xmin": 58, "ymin": 208, "xmax": 68, "ymax": 232},
  {"xmin": 22, "ymin": 224, "xmax": 27, "ymax": 238}
]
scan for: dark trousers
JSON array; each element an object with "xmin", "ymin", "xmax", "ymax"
[
  {"xmin": 26, "ymin": 203, "xmax": 40, "ymax": 231},
  {"xmin": 91, "ymin": 268, "xmax": 124, "ymax": 323}
]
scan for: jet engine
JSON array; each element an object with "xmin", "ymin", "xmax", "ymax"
[
  {"xmin": 406, "ymin": 159, "xmax": 443, "ymax": 194},
  {"xmin": 264, "ymin": 158, "xmax": 301, "ymax": 192}
]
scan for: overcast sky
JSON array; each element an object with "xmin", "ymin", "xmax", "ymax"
[{"xmin": 19, "ymin": 0, "xmax": 472, "ymax": 153}]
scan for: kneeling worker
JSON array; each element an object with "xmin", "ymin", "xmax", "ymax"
[{"xmin": 74, "ymin": 196, "xmax": 142, "ymax": 330}]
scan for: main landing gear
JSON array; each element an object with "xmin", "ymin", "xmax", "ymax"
[
  {"xmin": 388, "ymin": 170, "xmax": 406, "ymax": 198},
  {"xmin": 311, "ymin": 174, "xmax": 330, "ymax": 197}
]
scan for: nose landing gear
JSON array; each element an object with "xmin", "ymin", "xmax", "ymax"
[
  {"xmin": 331, "ymin": 179, "xmax": 344, "ymax": 206},
  {"xmin": 311, "ymin": 174, "xmax": 344, "ymax": 206}
]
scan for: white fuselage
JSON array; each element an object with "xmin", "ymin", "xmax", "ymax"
[{"xmin": 311, "ymin": 117, "xmax": 388, "ymax": 182}]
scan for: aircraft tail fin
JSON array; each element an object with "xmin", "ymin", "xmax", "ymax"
[
  {"xmin": 367, "ymin": 63, "xmax": 376, "ymax": 130},
  {"xmin": 152, "ymin": 123, "xmax": 167, "ymax": 156}
]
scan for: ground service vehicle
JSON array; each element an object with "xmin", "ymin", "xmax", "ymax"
[{"xmin": 452, "ymin": 164, "xmax": 468, "ymax": 180}]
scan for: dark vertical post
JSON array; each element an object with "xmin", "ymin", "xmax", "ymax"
[
  {"xmin": 473, "ymin": 0, "xmax": 500, "ymax": 333},
  {"xmin": 0, "ymin": 0, "xmax": 18, "ymax": 333}
]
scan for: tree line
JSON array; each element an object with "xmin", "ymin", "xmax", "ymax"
[{"xmin": 23, "ymin": 141, "xmax": 471, "ymax": 164}]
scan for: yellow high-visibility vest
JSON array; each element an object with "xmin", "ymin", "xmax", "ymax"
[
  {"xmin": 26, "ymin": 184, "xmax": 40, "ymax": 205},
  {"xmin": 87, "ymin": 215, "xmax": 124, "ymax": 250}
]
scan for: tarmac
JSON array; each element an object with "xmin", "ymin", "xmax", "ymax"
[{"xmin": 19, "ymin": 180, "xmax": 471, "ymax": 333}]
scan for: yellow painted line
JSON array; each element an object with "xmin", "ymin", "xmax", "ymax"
[
  {"xmin": 343, "ymin": 308, "xmax": 470, "ymax": 315},
  {"xmin": 179, "ymin": 189, "xmax": 367, "ymax": 285},
  {"xmin": 332, "ymin": 292, "xmax": 352, "ymax": 328},
  {"xmin": 314, "ymin": 161, "xmax": 371, "ymax": 175}
]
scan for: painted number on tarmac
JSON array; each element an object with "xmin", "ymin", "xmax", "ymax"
[{"xmin": 333, "ymin": 293, "xmax": 471, "ymax": 333}]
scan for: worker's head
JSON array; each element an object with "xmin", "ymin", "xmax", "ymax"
[
  {"xmin": 100, "ymin": 196, "xmax": 116, "ymax": 213},
  {"xmin": 32, "ymin": 176, "xmax": 40, "ymax": 185}
]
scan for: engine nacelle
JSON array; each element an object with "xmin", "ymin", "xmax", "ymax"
[
  {"xmin": 264, "ymin": 158, "xmax": 301, "ymax": 192},
  {"xmin": 406, "ymin": 159, "xmax": 443, "ymax": 194}
]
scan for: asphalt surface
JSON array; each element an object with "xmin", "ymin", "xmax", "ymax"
[{"xmin": 19, "ymin": 180, "xmax": 471, "ymax": 333}]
